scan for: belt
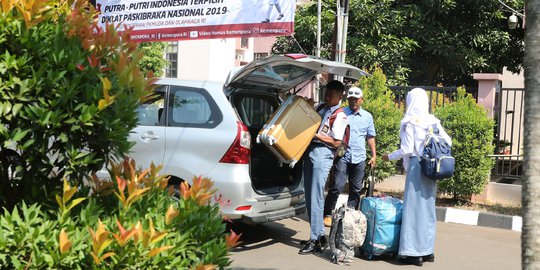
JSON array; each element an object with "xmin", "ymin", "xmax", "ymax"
[{"xmin": 311, "ymin": 141, "xmax": 334, "ymax": 149}]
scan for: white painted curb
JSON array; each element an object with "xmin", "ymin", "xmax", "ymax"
[
  {"xmin": 336, "ymin": 194, "xmax": 522, "ymax": 231},
  {"xmin": 444, "ymin": 208, "xmax": 480, "ymax": 226}
]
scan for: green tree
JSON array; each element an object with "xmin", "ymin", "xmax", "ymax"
[
  {"xmin": 272, "ymin": 0, "xmax": 336, "ymax": 59},
  {"xmin": 138, "ymin": 42, "xmax": 168, "ymax": 78},
  {"xmin": 0, "ymin": 1, "xmax": 152, "ymax": 208},
  {"xmin": 434, "ymin": 88, "xmax": 495, "ymax": 199},
  {"xmin": 274, "ymin": 0, "xmax": 524, "ymax": 86},
  {"xmin": 403, "ymin": 0, "xmax": 524, "ymax": 85},
  {"xmin": 346, "ymin": 0, "xmax": 419, "ymax": 85},
  {"xmin": 0, "ymin": 159, "xmax": 237, "ymax": 269}
]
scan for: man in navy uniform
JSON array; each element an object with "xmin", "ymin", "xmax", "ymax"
[{"xmin": 299, "ymin": 80, "xmax": 348, "ymax": 255}]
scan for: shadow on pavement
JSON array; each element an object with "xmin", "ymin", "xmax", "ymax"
[
  {"xmin": 228, "ymin": 213, "xmax": 406, "ymax": 267},
  {"xmin": 228, "ymin": 220, "xmax": 302, "ymax": 252}
]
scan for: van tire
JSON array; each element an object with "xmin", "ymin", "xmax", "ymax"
[{"xmin": 167, "ymin": 176, "xmax": 185, "ymax": 198}]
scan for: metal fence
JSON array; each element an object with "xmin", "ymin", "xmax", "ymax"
[
  {"xmin": 389, "ymin": 86, "xmax": 478, "ymax": 113},
  {"xmin": 489, "ymin": 88, "xmax": 525, "ymax": 183}
]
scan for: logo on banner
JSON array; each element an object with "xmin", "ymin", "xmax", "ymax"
[{"xmin": 190, "ymin": 31, "xmax": 198, "ymax": 38}]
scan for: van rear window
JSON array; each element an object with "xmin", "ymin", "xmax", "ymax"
[{"xmin": 167, "ymin": 85, "xmax": 222, "ymax": 128}]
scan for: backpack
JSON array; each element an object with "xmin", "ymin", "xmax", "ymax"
[
  {"xmin": 328, "ymin": 205, "xmax": 367, "ymax": 265},
  {"xmin": 420, "ymin": 124, "xmax": 455, "ymax": 180},
  {"xmin": 316, "ymin": 105, "xmax": 350, "ymax": 158}
]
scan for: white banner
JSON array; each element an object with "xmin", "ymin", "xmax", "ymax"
[{"xmin": 95, "ymin": 0, "xmax": 296, "ymax": 42}]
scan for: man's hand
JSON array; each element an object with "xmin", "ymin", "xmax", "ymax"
[
  {"xmin": 305, "ymin": 97, "xmax": 315, "ymax": 107},
  {"xmin": 368, "ymin": 156, "xmax": 377, "ymax": 168},
  {"xmin": 315, "ymin": 133, "xmax": 341, "ymax": 148},
  {"xmin": 382, "ymin": 154, "xmax": 389, "ymax": 162}
]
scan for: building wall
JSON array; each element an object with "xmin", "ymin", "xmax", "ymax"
[
  {"xmin": 234, "ymin": 38, "xmax": 255, "ymax": 66},
  {"xmin": 501, "ymin": 67, "xmax": 524, "ymax": 88},
  {"xmin": 175, "ymin": 39, "xmax": 237, "ymax": 83},
  {"xmin": 166, "ymin": 37, "xmax": 258, "ymax": 83},
  {"xmin": 164, "ymin": 0, "xmax": 312, "ymax": 82},
  {"xmin": 254, "ymin": 37, "xmax": 276, "ymax": 52}
]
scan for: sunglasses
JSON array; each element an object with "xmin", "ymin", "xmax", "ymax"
[{"xmin": 348, "ymin": 90, "xmax": 362, "ymax": 96}]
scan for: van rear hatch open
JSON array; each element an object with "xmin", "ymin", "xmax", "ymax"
[
  {"xmin": 225, "ymin": 54, "xmax": 369, "ymax": 195},
  {"xmin": 225, "ymin": 54, "xmax": 369, "ymax": 94}
]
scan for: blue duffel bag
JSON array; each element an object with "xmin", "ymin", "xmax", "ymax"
[{"xmin": 360, "ymin": 195, "xmax": 403, "ymax": 260}]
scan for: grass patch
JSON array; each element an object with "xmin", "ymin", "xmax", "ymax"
[{"xmin": 375, "ymin": 190, "xmax": 522, "ymax": 217}]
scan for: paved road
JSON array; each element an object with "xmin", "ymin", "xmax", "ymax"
[{"xmin": 229, "ymin": 213, "xmax": 520, "ymax": 270}]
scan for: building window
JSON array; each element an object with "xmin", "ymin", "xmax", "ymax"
[
  {"xmin": 254, "ymin": 53, "xmax": 269, "ymax": 61},
  {"xmin": 241, "ymin": 37, "xmax": 249, "ymax": 49},
  {"xmin": 165, "ymin": 42, "xmax": 178, "ymax": 78}
]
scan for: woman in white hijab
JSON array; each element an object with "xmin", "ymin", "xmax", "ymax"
[{"xmin": 382, "ymin": 88, "xmax": 451, "ymax": 266}]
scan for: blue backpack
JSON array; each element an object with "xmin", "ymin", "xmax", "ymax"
[{"xmin": 420, "ymin": 124, "xmax": 455, "ymax": 180}]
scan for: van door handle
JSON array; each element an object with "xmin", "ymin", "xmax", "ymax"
[{"xmin": 140, "ymin": 132, "xmax": 160, "ymax": 141}]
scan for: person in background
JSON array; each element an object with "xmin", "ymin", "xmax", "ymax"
[
  {"xmin": 299, "ymin": 80, "xmax": 348, "ymax": 255},
  {"xmin": 323, "ymin": 87, "xmax": 376, "ymax": 227},
  {"xmin": 382, "ymin": 88, "xmax": 452, "ymax": 266}
]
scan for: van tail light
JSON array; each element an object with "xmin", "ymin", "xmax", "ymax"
[
  {"xmin": 220, "ymin": 121, "xmax": 251, "ymax": 164},
  {"xmin": 235, "ymin": 205, "xmax": 252, "ymax": 211}
]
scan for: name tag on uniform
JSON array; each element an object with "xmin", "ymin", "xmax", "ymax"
[{"xmin": 321, "ymin": 125, "xmax": 329, "ymax": 133}]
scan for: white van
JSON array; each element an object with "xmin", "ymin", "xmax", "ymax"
[{"xmin": 130, "ymin": 54, "xmax": 366, "ymax": 223}]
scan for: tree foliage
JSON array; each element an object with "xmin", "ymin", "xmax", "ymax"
[
  {"xmin": 272, "ymin": 0, "xmax": 337, "ymax": 59},
  {"xmin": 0, "ymin": 159, "xmax": 237, "ymax": 269},
  {"xmin": 0, "ymin": 1, "xmax": 153, "ymax": 208},
  {"xmin": 403, "ymin": 0, "xmax": 524, "ymax": 85},
  {"xmin": 137, "ymin": 42, "xmax": 168, "ymax": 78},
  {"xmin": 434, "ymin": 88, "xmax": 495, "ymax": 199},
  {"xmin": 273, "ymin": 0, "xmax": 524, "ymax": 86}
]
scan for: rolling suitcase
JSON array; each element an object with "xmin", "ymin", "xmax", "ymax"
[
  {"xmin": 257, "ymin": 95, "xmax": 322, "ymax": 168},
  {"xmin": 359, "ymin": 169, "xmax": 403, "ymax": 260}
]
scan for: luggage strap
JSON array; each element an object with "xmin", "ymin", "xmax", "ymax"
[{"xmin": 316, "ymin": 106, "xmax": 350, "ymax": 146}]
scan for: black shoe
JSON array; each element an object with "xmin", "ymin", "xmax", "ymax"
[
  {"xmin": 277, "ymin": 14, "xmax": 284, "ymax": 20},
  {"xmin": 298, "ymin": 240, "xmax": 322, "ymax": 255},
  {"xmin": 300, "ymin": 235, "xmax": 327, "ymax": 248},
  {"xmin": 319, "ymin": 235, "xmax": 328, "ymax": 249},
  {"xmin": 422, "ymin": 254, "xmax": 435, "ymax": 262},
  {"xmin": 399, "ymin": 256, "xmax": 423, "ymax": 266},
  {"xmin": 261, "ymin": 19, "xmax": 270, "ymax": 23}
]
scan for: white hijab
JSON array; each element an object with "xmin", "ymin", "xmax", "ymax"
[{"xmin": 400, "ymin": 88, "xmax": 439, "ymax": 134}]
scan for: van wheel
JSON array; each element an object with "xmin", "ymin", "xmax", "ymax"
[
  {"xmin": 167, "ymin": 176, "xmax": 185, "ymax": 199},
  {"xmin": 224, "ymin": 219, "xmax": 236, "ymax": 233}
]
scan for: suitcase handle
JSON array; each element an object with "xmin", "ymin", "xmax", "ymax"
[
  {"xmin": 367, "ymin": 167, "xmax": 375, "ymax": 197},
  {"xmin": 358, "ymin": 167, "xmax": 375, "ymax": 209}
]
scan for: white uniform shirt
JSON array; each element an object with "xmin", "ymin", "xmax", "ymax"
[
  {"xmin": 316, "ymin": 104, "xmax": 348, "ymax": 143},
  {"xmin": 388, "ymin": 120, "xmax": 451, "ymax": 171}
]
